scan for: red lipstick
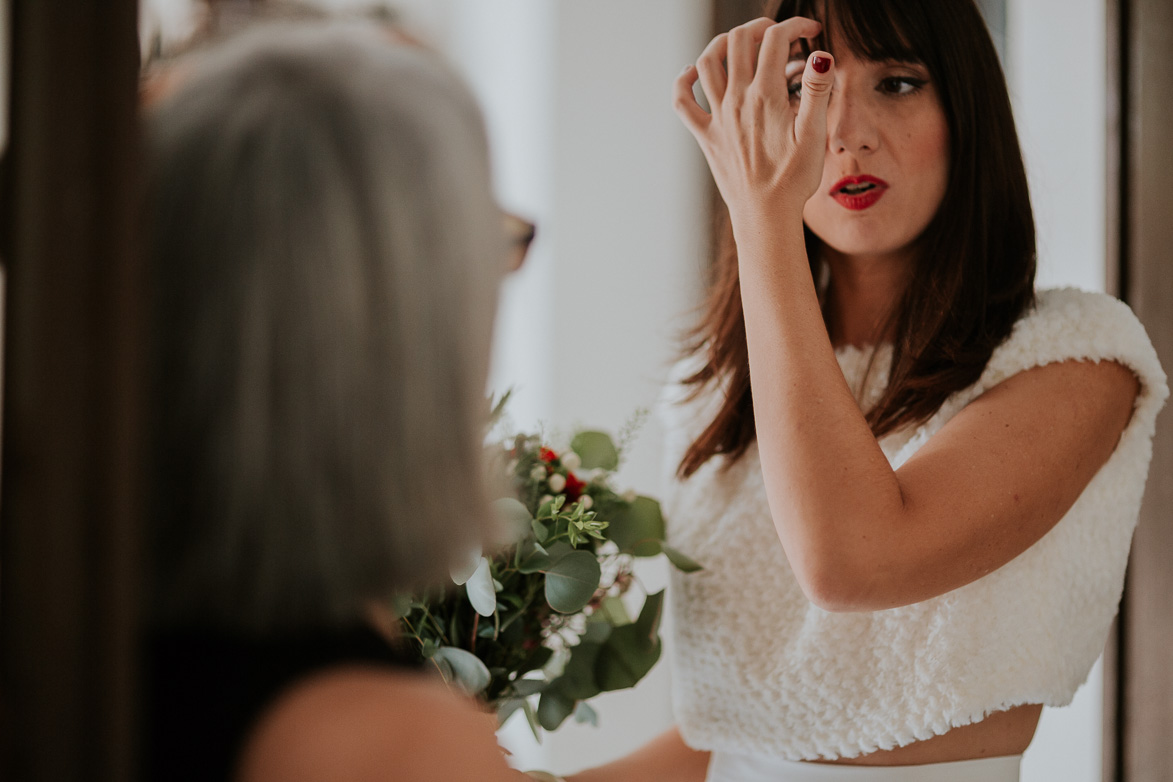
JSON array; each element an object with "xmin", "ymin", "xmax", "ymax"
[{"xmin": 830, "ymin": 175, "xmax": 889, "ymax": 210}]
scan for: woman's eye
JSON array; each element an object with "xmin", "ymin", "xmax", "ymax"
[
  {"xmin": 787, "ymin": 81, "xmax": 803, "ymax": 99},
  {"xmin": 879, "ymin": 76, "xmax": 926, "ymax": 95}
]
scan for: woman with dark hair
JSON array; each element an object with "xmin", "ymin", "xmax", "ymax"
[{"xmin": 564, "ymin": 1, "xmax": 1167, "ymax": 780}]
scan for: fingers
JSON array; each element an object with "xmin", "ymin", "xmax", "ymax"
[
  {"xmin": 672, "ymin": 65, "xmax": 709, "ymax": 137},
  {"xmin": 795, "ymin": 51, "xmax": 835, "ymax": 150},
  {"xmin": 725, "ymin": 17, "xmax": 774, "ymax": 96},
  {"xmin": 695, "ymin": 33, "xmax": 728, "ymax": 109},
  {"xmin": 757, "ymin": 17, "xmax": 823, "ymax": 88}
]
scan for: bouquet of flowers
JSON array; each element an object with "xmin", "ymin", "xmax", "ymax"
[{"xmin": 396, "ymin": 407, "xmax": 700, "ymax": 737}]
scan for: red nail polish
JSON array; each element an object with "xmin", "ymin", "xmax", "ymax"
[{"xmin": 812, "ymin": 56, "xmax": 831, "ymax": 74}]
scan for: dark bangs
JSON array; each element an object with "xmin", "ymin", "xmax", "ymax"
[{"xmin": 780, "ymin": 0, "xmax": 925, "ymax": 66}]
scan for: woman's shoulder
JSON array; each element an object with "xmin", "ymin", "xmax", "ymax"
[
  {"xmin": 983, "ymin": 287, "xmax": 1167, "ymax": 406},
  {"xmin": 237, "ymin": 667, "xmax": 517, "ymax": 782}
]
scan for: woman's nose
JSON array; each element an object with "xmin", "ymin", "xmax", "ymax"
[{"xmin": 828, "ymin": 93, "xmax": 880, "ymax": 155}]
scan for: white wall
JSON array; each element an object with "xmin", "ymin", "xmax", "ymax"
[
  {"xmin": 1008, "ymin": 0, "xmax": 1107, "ymax": 295},
  {"xmin": 391, "ymin": 0, "xmax": 711, "ymax": 775},
  {"xmin": 1007, "ymin": 1, "xmax": 1108, "ymax": 781}
]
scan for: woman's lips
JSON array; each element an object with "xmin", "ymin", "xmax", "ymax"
[{"xmin": 830, "ymin": 175, "xmax": 889, "ymax": 211}]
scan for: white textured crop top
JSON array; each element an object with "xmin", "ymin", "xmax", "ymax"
[{"xmin": 658, "ymin": 288, "xmax": 1168, "ymax": 762}]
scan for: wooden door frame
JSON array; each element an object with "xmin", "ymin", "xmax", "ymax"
[
  {"xmin": 1103, "ymin": 0, "xmax": 1173, "ymax": 779},
  {"xmin": 0, "ymin": 1, "xmax": 144, "ymax": 780}
]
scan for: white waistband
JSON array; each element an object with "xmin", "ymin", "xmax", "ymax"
[{"xmin": 706, "ymin": 752, "xmax": 1022, "ymax": 782}]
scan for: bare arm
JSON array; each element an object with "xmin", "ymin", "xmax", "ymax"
[
  {"xmin": 565, "ymin": 727, "xmax": 710, "ymax": 782},
  {"xmin": 674, "ymin": 18, "xmax": 1140, "ymax": 612}
]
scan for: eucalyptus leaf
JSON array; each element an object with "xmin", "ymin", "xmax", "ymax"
[
  {"xmin": 594, "ymin": 625, "xmax": 662, "ymax": 691},
  {"xmin": 494, "ymin": 497, "xmax": 534, "ymax": 544},
  {"xmin": 573, "ymin": 701, "xmax": 599, "ymax": 727},
  {"xmin": 595, "ymin": 596, "xmax": 632, "ymax": 627},
  {"xmin": 661, "ymin": 543, "xmax": 704, "ymax": 573},
  {"xmin": 537, "ymin": 689, "xmax": 577, "ymax": 731},
  {"xmin": 593, "ymin": 591, "xmax": 664, "ymax": 691},
  {"xmin": 607, "ymin": 496, "xmax": 665, "ymax": 557},
  {"xmin": 570, "ymin": 430, "xmax": 620, "ymax": 471},
  {"xmin": 548, "ymin": 641, "xmax": 602, "ymax": 701},
  {"xmin": 522, "ymin": 698, "xmax": 543, "ymax": 743},
  {"xmin": 465, "ymin": 557, "xmax": 497, "ymax": 617},
  {"xmin": 449, "ymin": 547, "xmax": 483, "ymax": 585},
  {"xmin": 518, "ymin": 542, "xmax": 554, "ymax": 574},
  {"xmin": 432, "ymin": 646, "xmax": 492, "ymax": 695},
  {"xmin": 496, "ymin": 697, "xmax": 525, "ymax": 728},
  {"xmin": 634, "ymin": 590, "xmax": 665, "ymax": 639},
  {"xmin": 531, "ymin": 518, "xmax": 550, "ymax": 543},
  {"xmin": 544, "ymin": 551, "xmax": 602, "ymax": 613},
  {"xmin": 582, "ymin": 619, "xmax": 612, "ymax": 645},
  {"xmin": 513, "ymin": 678, "xmax": 548, "ymax": 697},
  {"xmin": 543, "ymin": 541, "xmax": 575, "ymax": 560}
]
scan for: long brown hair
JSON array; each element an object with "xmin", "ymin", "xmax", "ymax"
[{"xmin": 677, "ymin": 0, "xmax": 1036, "ymax": 479}]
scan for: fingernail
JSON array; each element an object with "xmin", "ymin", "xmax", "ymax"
[{"xmin": 812, "ymin": 55, "xmax": 831, "ymax": 74}]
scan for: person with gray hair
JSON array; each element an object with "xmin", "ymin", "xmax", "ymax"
[{"xmin": 143, "ymin": 19, "xmax": 522, "ymax": 782}]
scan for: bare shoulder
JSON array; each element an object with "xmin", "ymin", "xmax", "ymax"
[
  {"xmin": 974, "ymin": 357, "xmax": 1138, "ymax": 441},
  {"xmin": 237, "ymin": 667, "xmax": 519, "ymax": 782}
]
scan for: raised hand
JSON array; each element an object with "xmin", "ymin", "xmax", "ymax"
[{"xmin": 672, "ymin": 17, "xmax": 834, "ymax": 223}]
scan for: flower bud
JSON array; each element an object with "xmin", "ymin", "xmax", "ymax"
[
  {"xmin": 548, "ymin": 473, "xmax": 567, "ymax": 493},
  {"xmin": 621, "ymin": 489, "xmax": 637, "ymax": 503},
  {"xmin": 580, "ymin": 495, "xmax": 594, "ymax": 510},
  {"xmin": 530, "ymin": 465, "xmax": 548, "ymax": 481},
  {"xmin": 561, "ymin": 452, "xmax": 582, "ymax": 471}
]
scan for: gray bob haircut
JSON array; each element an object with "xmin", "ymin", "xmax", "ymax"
[{"xmin": 146, "ymin": 20, "xmax": 505, "ymax": 635}]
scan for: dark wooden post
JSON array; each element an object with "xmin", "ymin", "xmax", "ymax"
[
  {"xmin": 0, "ymin": 0, "xmax": 144, "ymax": 780},
  {"xmin": 1103, "ymin": 0, "xmax": 1173, "ymax": 779}
]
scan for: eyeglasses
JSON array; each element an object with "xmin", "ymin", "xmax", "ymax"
[{"xmin": 503, "ymin": 211, "xmax": 536, "ymax": 273}]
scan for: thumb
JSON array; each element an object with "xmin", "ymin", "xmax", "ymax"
[{"xmin": 795, "ymin": 51, "xmax": 834, "ymax": 150}]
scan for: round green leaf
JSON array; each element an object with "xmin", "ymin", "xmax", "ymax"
[
  {"xmin": 570, "ymin": 431, "xmax": 620, "ymax": 471},
  {"xmin": 661, "ymin": 543, "xmax": 704, "ymax": 573},
  {"xmin": 549, "ymin": 641, "xmax": 603, "ymax": 701},
  {"xmin": 449, "ymin": 547, "xmax": 482, "ymax": 586},
  {"xmin": 431, "ymin": 646, "xmax": 492, "ymax": 695},
  {"xmin": 494, "ymin": 497, "xmax": 534, "ymax": 544},
  {"xmin": 537, "ymin": 689, "xmax": 576, "ymax": 731},
  {"xmin": 594, "ymin": 625, "xmax": 662, "ymax": 691},
  {"xmin": 543, "ymin": 550, "xmax": 602, "ymax": 613},
  {"xmin": 607, "ymin": 496, "xmax": 665, "ymax": 556},
  {"xmin": 465, "ymin": 557, "xmax": 497, "ymax": 617},
  {"xmin": 593, "ymin": 590, "xmax": 664, "ymax": 691}
]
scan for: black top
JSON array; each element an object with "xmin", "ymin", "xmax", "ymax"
[{"xmin": 145, "ymin": 624, "xmax": 419, "ymax": 782}]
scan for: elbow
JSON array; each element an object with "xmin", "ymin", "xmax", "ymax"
[
  {"xmin": 792, "ymin": 549, "xmax": 878, "ymax": 613},
  {"xmin": 800, "ymin": 572, "xmax": 862, "ymax": 613}
]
